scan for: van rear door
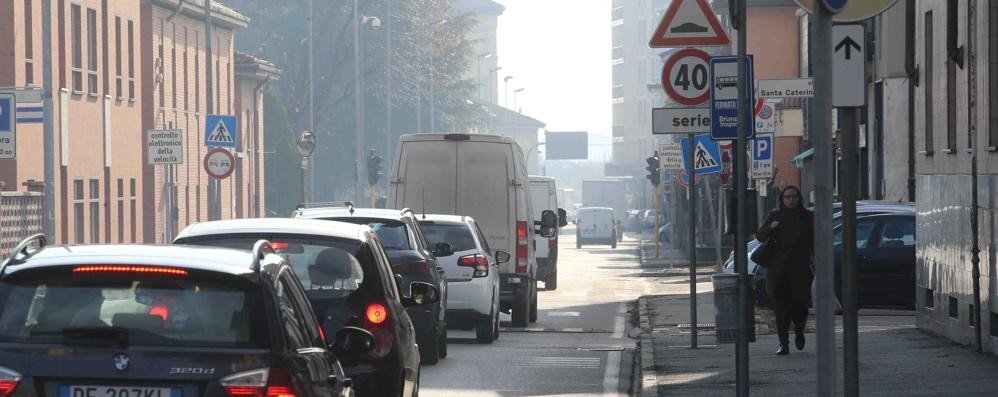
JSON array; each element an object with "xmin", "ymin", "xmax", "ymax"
[
  {"xmin": 394, "ymin": 140, "xmax": 458, "ymax": 213},
  {"xmin": 456, "ymin": 141, "xmax": 514, "ymax": 273},
  {"xmin": 579, "ymin": 209, "xmax": 613, "ymax": 239}
]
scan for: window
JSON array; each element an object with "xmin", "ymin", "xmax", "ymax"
[
  {"xmin": 611, "ymin": 46, "xmax": 623, "ymax": 61},
  {"xmin": 127, "ymin": 20, "xmax": 134, "ymax": 100},
  {"xmin": 89, "ymin": 178, "xmax": 99, "ymax": 243},
  {"xmin": 194, "ymin": 31, "xmax": 200, "ymax": 111},
  {"xmin": 73, "ymin": 179, "xmax": 84, "ymax": 243},
  {"xmin": 129, "ymin": 177, "xmax": 136, "ymax": 243},
  {"xmin": 281, "ymin": 272, "xmax": 322, "ymax": 346},
  {"xmin": 923, "ymin": 11, "xmax": 934, "ymax": 153},
  {"xmin": 87, "ymin": 8, "xmax": 97, "ymax": 94},
  {"xmin": 115, "ymin": 16, "xmax": 122, "ymax": 98},
  {"xmin": 474, "ymin": 223, "xmax": 491, "ymax": 254},
  {"xmin": 989, "ymin": 2, "xmax": 998, "ymax": 147},
  {"xmin": 925, "ymin": 288, "xmax": 935, "ymax": 309},
  {"xmin": 117, "ymin": 178, "xmax": 124, "ymax": 243},
  {"xmin": 276, "ymin": 274, "xmax": 309, "ymax": 349},
  {"xmin": 611, "ymin": 6, "xmax": 623, "ymax": 22},
  {"xmin": 945, "ymin": 0, "xmax": 957, "ymax": 152},
  {"xmin": 420, "ymin": 223, "xmax": 477, "ymax": 252},
  {"xmin": 876, "ymin": 217, "xmax": 916, "ymax": 248},
  {"xmin": 71, "ymin": 4, "xmax": 82, "ymax": 92},
  {"xmin": 24, "ymin": 0, "xmax": 34, "ymax": 85},
  {"xmin": 833, "ymin": 218, "xmax": 878, "ymax": 250},
  {"xmin": 158, "ymin": 19, "xmax": 164, "ymax": 107},
  {"xmin": 949, "ymin": 296, "xmax": 959, "ymax": 318},
  {"xmin": 183, "ymin": 28, "xmax": 188, "ymax": 111}
]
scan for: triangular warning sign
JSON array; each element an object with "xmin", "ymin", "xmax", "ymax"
[
  {"xmin": 649, "ymin": 0, "xmax": 729, "ymax": 48},
  {"xmin": 208, "ymin": 120, "xmax": 234, "ymax": 143},
  {"xmin": 694, "ymin": 141, "xmax": 719, "ymax": 170}
]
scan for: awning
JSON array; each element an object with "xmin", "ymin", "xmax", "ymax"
[{"xmin": 790, "ymin": 147, "xmax": 814, "ymax": 168}]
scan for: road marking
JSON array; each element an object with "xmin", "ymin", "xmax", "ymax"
[
  {"xmin": 547, "ymin": 311, "xmax": 581, "ymax": 317},
  {"xmin": 603, "ymin": 351, "xmax": 623, "ymax": 396},
  {"xmin": 612, "ymin": 302, "xmax": 626, "ymax": 339},
  {"xmin": 514, "ymin": 356, "xmax": 602, "ymax": 369}
]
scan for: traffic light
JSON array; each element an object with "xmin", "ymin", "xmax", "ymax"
[
  {"xmin": 367, "ymin": 150, "xmax": 383, "ymax": 186},
  {"xmin": 645, "ymin": 151, "xmax": 661, "ymax": 187}
]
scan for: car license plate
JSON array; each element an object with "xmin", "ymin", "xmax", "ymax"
[{"xmin": 60, "ymin": 386, "xmax": 181, "ymax": 397}]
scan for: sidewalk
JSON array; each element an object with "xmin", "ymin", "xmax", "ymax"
[{"xmin": 636, "ymin": 269, "xmax": 998, "ymax": 396}]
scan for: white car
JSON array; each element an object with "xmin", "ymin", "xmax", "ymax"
[
  {"xmin": 576, "ymin": 207, "xmax": 617, "ymax": 249},
  {"xmin": 418, "ymin": 214, "xmax": 504, "ymax": 343}
]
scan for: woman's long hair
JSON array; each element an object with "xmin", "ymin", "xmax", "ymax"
[{"xmin": 778, "ymin": 185, "xmax": 806, "ymax": 213}]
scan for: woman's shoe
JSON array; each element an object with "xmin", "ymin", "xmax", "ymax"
[
  {"xmin": 776, "ymin": 343, "xmax": 789, "ymax": 355},
  {"xmin": 795, "ymin": 329, "xmax": 806, "ymax": 350}
]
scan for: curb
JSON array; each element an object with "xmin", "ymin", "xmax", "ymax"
[{"xmin": 637, "ymin": 297, "xmax": 658, "ymax": 397}]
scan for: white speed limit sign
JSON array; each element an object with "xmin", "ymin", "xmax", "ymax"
[{"xmin": 662, "ymin": 48, "xmax": 711, "ymax": 106}]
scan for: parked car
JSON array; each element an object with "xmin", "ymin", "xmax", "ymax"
[
  {"xmin": 293, "ymin": 205, "xmax": 450, "ymax": 365},
  {"xmin": 529, "ymin": 176, "xmax": 567, "ymax": 290},
  {"xmin": 388, "ymin": 133, "xmax": 558, "ymax": 327},
  {"xmin": 0, "ymin": 234, "xmax": 373, "ymax": 397},
  {"xmin": 174, "ymin": 219, "xmax": 438, "ymax": 397},
  {"xmin": 576, "ymin": 207, "xmax": 617, "ymax": 249},
  {"xmin": 832, "ymin": 213, "xmax": 916, "ymax": 308},
  {"xmin": 418, "ymin": 215, "xmax": 505, "ymax": 343}
]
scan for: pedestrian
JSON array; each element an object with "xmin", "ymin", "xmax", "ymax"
[{"xmin": 755, "ymin": 185, "xmax": 814, "ymax": 355}]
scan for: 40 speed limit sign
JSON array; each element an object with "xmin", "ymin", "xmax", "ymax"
[{"xmin": 662, "ymin": 48, "xmax": 711, "ymax": 106}]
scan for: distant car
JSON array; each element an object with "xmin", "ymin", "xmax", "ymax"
[
  {"xmin": 418, "ymin": 215, "xmax": 505, "ymax": 343},
  {"xmin": 576, "ymin": 207, "xmax": 617, "ymax": 249},
  {"xmin": 293, "ymin": 205, "xmax": 450, "ymax": 365},
  {"xmin": 0, "ymin": 235, "xmax": 372, "ymax": 397},
  {"xmin": 175, "ymin": 218, "xmax": 439, "ymax": 397}
]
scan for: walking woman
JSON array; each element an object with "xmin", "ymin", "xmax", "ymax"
[{"xmin": 755, "ymin": 185, "xmax": 814, "ymax": 355}]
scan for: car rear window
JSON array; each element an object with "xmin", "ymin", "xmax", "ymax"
[
  {"xmin": 419, "ymin": 222, "xmax": 477, "ymax": 252},
  {"xmin": 322, "ymin": 218, "xmax": 411, "ymax": 250},
  {"xmin": 0, "ymin": 268, "xmax": 268, "ymax": 348}
]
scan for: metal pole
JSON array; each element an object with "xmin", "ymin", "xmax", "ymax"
[
  {"xmin": 967, "ymin": 0, "xmax": 982, "ymax": 353},
  {"xmin": 687, "ymin": 133, "xmax": 697, "ymax": 349},
  {"xmin": 354, "ymin": 0, "xmax": 363, "ymax": 204},
  {"xmin": 717, "ymin": 183, "xmax": 723, "ymax": 272},
  {"xmin": 841, "ymin": 108, "xmax": 859, "ymax": 397},
  {"xmin": 204, "ymin": 0, "xmax": 217, "ymax": 221},
  {"xmin": 655, "ymin": 184, "xmax": 661, "ymax": 259},
  {"xmin": 385, "ymin": 0, "xmax": 392, "ymax": 192},
  {"xmin": 300, "ymin": 157, "xmax": 307, "ymax": 204},
  {"xmin": 812, "ymin": 4, "xmax": 837, "ymax": 396},
  {"xmin": 41, "ymin": 0, "xmax": 56, "ymax": 239},
  {"xmin": 307, "ymin": 0, "xmax": 314, "ymax": 202},
  {"xmin": 734, "ymin": 0, "xmax": 750, "ymax": 393}
]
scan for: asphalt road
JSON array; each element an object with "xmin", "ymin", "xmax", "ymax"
[{"xmin": 421, "ymin": 227, "xmax": 660, "ymax": 396}]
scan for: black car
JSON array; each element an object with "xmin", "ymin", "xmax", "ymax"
[
  {"xmin": 833, "ymin": 213, "xmax": 916, "ymax": 308},
  {"xmin": 175, "ymin": 219, "xmax": 439, "ymax": 397},
  {"xmin": 0, "ymin": 234, "xmax": 373, "ymax": 397},
  {"xmin": 293, "ymin": 204, "xmax": 451, "ymax": 365}
]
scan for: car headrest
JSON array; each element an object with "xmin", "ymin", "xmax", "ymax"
[{"xmin": 310, "ymin": 248, "xmax": 359, "ymax": 283}]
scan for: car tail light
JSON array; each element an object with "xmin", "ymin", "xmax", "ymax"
[
  {"xmin": 516, "ymin": 221, "xmax": 528, "ymax": 273},
  {"xmin": 458, "ymin": 254, "xmax": 489, "ymax": 277},
  {"xmin": 72, "ymin": 265, "xmax": 188, "ymax": 276},
  {"xmin": 270, "ymin": 242, "xmax": 290, "ymax": 250},
  {"xmin": 0, "ymin": 367, "xmax": 20, "ymax": 397},
  {"xmin": 393, "ymin": 261, "xmax": 430, "ymax": 275},
  {"xmin": 361, "ymin": 301, "xmax": 394, "ymax": 361},
  {"xmin": 220, "ymin": 367, "xmax": 297, "ymax": 397}
]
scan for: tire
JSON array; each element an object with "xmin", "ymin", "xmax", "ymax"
[
  {"xmin": 476, "ymin": 312, "xmax": 497, "ymax": 343},
  {"xmin": 511, "ymin": 293, "xmax": 529, "ymax": 327},
  {"xmin": 438, "ymin": 327, "xmax": 448, "ymax": 358},
  {"xmin": 528, "ymin": 285, "xmax": 538, "ymax": 323},
  {"xmin": 493, "ymin": 308, "xmax": 501, "ymax": 341},
  {"xmin": 545, "ymin": 267, "xmax": 558, "ymax": 291},
  {"xmin": 419, "ymin": 329, "xmax": 439, "ymax": 365}
]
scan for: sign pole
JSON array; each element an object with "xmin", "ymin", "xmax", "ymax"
[
  {"xmin": 813, "ymin": 3, "xmax": 837, "ymax": 396},
  {"xmin": 687, "ymin": 132, "xmax": 698, "ymax": 349},
  {"xmin": 42, "ymin": 0, "xmax": 56, "ymax": 239},
  {"xmin": 840, "ymin": 107, "xmax": 859, "ymax": 397},
  {"xmin": 371, "ymin": 184, "xmax": 378, "ymax": 208},
  {"xmin": 655, "ymin": 184, "xmax": 661, "ymax": 259},
  {"xmin": 734, "ymin": 0, "xmax": 750, "ymax": 393}
]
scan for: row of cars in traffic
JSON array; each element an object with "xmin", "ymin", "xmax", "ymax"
[{"xmin": 0, "ymin": 133, "xmax": 567, "ymax": 397}]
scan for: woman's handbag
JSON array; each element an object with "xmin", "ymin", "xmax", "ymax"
[{"xmin": 750, "ymin": 237, "xmax": 776, "ymax": 267}]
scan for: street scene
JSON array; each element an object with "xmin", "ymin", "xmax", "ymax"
[{"xmin": 4, "ymin": 0, "xmax": 998, "ymax": 396}]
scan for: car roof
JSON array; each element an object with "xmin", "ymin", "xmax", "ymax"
[
  {"xmin": 176, "ymin": 217, "xmax": 370, "ymax": 241},
  {"xmin": 398, "ymin": 132, "xmax": 518, "ymax": 145},
  {"xmin": 417, "ymin": 214, "xmax": 473, "ymax": 225},
  {"xmin": 3, "ymin": 244, "xmax": 259, "ymax": 276},
  {"xmin": 528, "ymin": 175, "xmax": 555, "ymax": 183},
  {"xmin": 579, "ymin": 207, "xmax": 613, "ymax": 211},
  {"xmin": 295, "ymin": 207, "xmax": 414, "ymax": 221}
]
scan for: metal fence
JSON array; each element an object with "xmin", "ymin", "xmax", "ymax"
[{"xmin": 0, "ymin": 192, "xmax": 44, "ymax": 260}]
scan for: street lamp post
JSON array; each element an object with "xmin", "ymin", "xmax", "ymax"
[
  {"xmin": 513, "ymin": 88, "xmax": 525, "ymax": 113},
  {"xmin": 354, "ymin": 0, "xmax": 381, "ymax": 203},
  {"xmin": 503, "ymin": 75, "xmax": 513, "ymax": 107},
  {"xmin": 488, "ymin": 66, "xmax": 502, "ymax": 104},
  {"xmin": 476, "ymin": 52, "xmax": 493, "ymax": 99}
]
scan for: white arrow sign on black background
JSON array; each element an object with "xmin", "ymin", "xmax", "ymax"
[{"xmin": 832, "ymin": 24, "xmax": 866, "ymax": 107}]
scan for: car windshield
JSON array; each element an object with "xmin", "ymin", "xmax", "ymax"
[
  {"xmin": 419, "ymin": 222, "xmax": 478, "ymax": 252},
  {"xmin": 323, "ymin": 218, "xmax": 411, "ymax": 250},
  {"xmin": 0, "ymin": 269, "xmax": 267, "ymax": 348}
]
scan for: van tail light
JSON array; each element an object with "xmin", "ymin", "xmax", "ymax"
[
  {"xmin": 549, "ymin": 237, "xmax": 558, "ymax": 248},
  {"xmin": 516, "ymin": 221, "xmax": 528, "ymax": 273},
  {"xmin": 0, "ymin": 367, "xmax": 21, "ymax": 397},
  {"xmin": 458, "ymin": 254, "xmax": 489, "ymax": 277},
  {"xmin": 220, "ymin": 367, "xmax": 297, "ymax": 397},
  {"xmin": 393, "ymin": 261, "xmax": 430, "ymax": 275},
  {"xmin": 362, "ymin": 301, "xmax": 394, "ymax": 362}
]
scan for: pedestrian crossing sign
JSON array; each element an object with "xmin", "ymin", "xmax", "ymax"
[
  {"xmin": 679, "ymin": 134, "xmax": 722, "ymax": 175},
  {"xmin": 205, "ymin": 114, "xmax": 237, "ymax": 148}
]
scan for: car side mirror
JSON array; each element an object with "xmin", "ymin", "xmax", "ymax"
[
  {"xmin": 537, "ymin": 210, "xmax": 557, "ymax": 238},
  {"xmin": 434, "ymin": 242, "xmax": 455, "ymax": 257},
  {"xmin": 402, "ymin": 281, "xmax": 440, "ymax": 307},
  {"xmin": 495, "ymin": 250, "xmax": 511, "ymax": 264},
  {"xmin": 558, "ymin": 208, "xmax": 568, "ymax": 228},
  {"xmin": 331, "ymin": 326, "xmax": 375, "ymax": 366}
]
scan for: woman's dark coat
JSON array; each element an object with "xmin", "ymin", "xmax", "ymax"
[{"xmin": 755, "ymin": 188, "xmax": 814, "ymax": 303}]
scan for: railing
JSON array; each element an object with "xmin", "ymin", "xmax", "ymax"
[{"xmin": 0, "ymin": 192, "xmax": 44, "ymax": 260}]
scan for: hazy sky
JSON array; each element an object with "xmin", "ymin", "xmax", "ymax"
[{"xmin": 495, "ymin": 0, "xmax": 612, "ymax": 160}]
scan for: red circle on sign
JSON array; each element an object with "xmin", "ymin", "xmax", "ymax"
[
  {"xmin": 203, "ymin": 148, "xmax": 235, "ymax": 179},
  {"xmin": 662, "ymin": 48, "xmax": 711, "ymax": 106}
]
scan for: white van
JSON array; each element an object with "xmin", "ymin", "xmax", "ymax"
[
  {"xmin": 389, "ymin": 133, "xmax": 557, "ymax": 327},
  {"xmin": 576, "ymin": 207, "xmax": 617, "ymax": 249},
  {"xmin": 529, "ymin": 176, "xmax": 561, "ymax": 290}
]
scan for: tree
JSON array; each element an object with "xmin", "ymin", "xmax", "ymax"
[{"xmin": 262, "ymin": 89, "xmax": 302, "ymax": 216}]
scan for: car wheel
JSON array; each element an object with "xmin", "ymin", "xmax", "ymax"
[
  {"xmin": 493, "ymin": 307, "xmax": 501, "ymax": 341},
  {"xmin": 511, "ymin": 293, "xmax": 530, "ymax": 327},
  {"xmin": 546, "ymin": 267, "xmax": 558, "ymax": 291},
  {"xmin": 438, "ymin": 328, "xmax": 448, "ymax": 358},
  {"xmin": 528, "ymin": 284, "xmax": 538, "ymax": 323},
  {"xmin": 419, "ymin": 329, "xmax": 439, "ymax": 365},
  {"xmin": 476, "ymin": 311, "xmax": 497, "ymax": 343}
]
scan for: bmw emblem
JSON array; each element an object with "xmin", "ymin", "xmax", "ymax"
[{"xmin": 112, "ymin": 354, "xmax": 131, "ymax": 372}]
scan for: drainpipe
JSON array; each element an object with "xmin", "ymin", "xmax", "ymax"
[
  {"xmin": 905, "ymin": 0, "xmax": 915, "ymax": 202},
  {"xmin": 967, "ymin": 0, "xmax": 982, "ymax": 353},
  {"xmin": 252, "ymin": 75, "xmax": 271, "ymax": 218}
]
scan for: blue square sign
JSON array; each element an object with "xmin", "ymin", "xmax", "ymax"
[
  {"xmin": 709, "ymin": 55, "xmax": 755, "ymax": 141},
  {"xmin": 680, "ymin": 134, "xmax": 723, "ymax": 176},
  {"xmin": 205, "ymin": 114, "xmax": 237, "ymax": 148}
]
